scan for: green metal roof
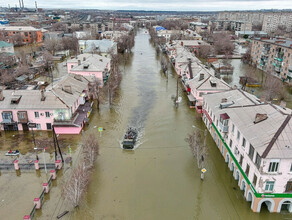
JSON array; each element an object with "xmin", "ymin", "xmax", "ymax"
[{"xmin": 0, "ymin": 41, "xmax": 13, "ymax": 48}]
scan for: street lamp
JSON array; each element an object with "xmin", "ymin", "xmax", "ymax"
[{"xmin": 34, "ymin": 147, "xmax": 47, "ymax": 174}]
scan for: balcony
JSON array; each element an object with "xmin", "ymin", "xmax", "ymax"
[
  {"xmin": 17, "ymin": 111, "xmax": 28, "ymax": 123},
  {"xmin": 1, "ymin": 111, "xmax": 13, "ymax": 123},
  {"xmin": 219, "ymin": 122, "xmax": 229, "ymax": 133}
]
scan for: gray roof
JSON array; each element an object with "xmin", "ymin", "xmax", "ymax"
[
  {"xmin": 51, "ymin": 74, "xmax": 89, "ymax": 108},
  {"xmin": 0, "ymin": 41, "xmax": 13, "ymax": 48},
  {"xmin": 69, "ymin": 54, "xmax": 110, "ymax": 73},
  {"xmin": 204, "ymin": 89, "xmax": 292, "ymax": 159},
  {"xmin": 0, "ymin": 90, "xmax": 67, "ymax": 110},
  {"xmin": 0, "ymin": 75, "xmax": 89, "ymax": 111},
  {"xmin": 79, "ymin": 39, "xmax": 117, "ymax": 53}
]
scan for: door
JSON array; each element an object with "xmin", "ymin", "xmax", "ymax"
[
  {"xmin": 286, "ymin": 181, "xmax": 292, "ymax": 192},
  {"xmin": 22, "ymin": 123, "xmax": 29, "ymax": 131}
]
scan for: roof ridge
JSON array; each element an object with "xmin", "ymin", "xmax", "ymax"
[{"xmin": 262, "ymin": 114, "xmax": 292, "ymax": 158}]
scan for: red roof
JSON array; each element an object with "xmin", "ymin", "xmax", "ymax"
[{"xmin": 220, "ymin": 113, "xmax": 230, "ymax": 120}]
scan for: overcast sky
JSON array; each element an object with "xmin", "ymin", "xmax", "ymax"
[{"xmin": 1, "ymin": 0, "xmax": 292, "ymax": 11}]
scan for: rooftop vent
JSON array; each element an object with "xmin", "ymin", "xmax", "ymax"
[
  {"xmin": 41, "ymin": 89, "xmax": 46, "ymax": 101},
  {"xmin": 63, "ymin": 85, "xmax": 73, "ymax": 94},
  {"xmin": 11, "ymin": 95, "xmax": 22, "ymax": 104},
  {"xmin": 83, "ymin": 64, "xmax": 89, "ymax": 69},
  {"xmin": 199, "ymin": 73, "xmax": 204, "ymax": 81},
  {"xmin": 210, "ymin": 80, "xmax": 217, "ymax": 87},
  {"xmin": 99, "ymin": 59, "xmax": 103, "ymax": 62},
  {"xmin": 254, "ymin": 113, "xmax": 268, "ymax": 124},
  {"xmin": 83, "ymin": 57, "xmax": 86, "ymax": 61},
  {"xmin": 219, "ymin": 101, "xmax": 234, "ymax": 109},
  {"xmin": 78, "ymin": 60, "xmax": 81, "ymax": 65},
  {"xmin": 221, "ymin": 98, "xmax": 227, "ymax": 103}
]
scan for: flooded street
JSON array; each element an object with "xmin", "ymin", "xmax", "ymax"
[{"xmin": 66, "ymin": 29, "xmax": 291, "ymax": 220}]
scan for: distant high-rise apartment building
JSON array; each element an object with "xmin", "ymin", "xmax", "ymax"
[
  {"xmin": 218, "ymin": 11, "xmax": 265, "ymax": 25},
  {"xmin": 262, "ymin": 12, "xmax": 292, "ymax": 33},
  {"xmin": 251, "ymin": 37, "xmax": 292, "ymax": 82}
]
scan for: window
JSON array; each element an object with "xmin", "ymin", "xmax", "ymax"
[
  {"xmin": 290, "ymin": 163, "xmax": 292, "ymax": 172},
  {"xmin": 239, "ymin": 155, "xmax": 243, "ymax": 166},
  {"xmin": 2, "ymin": 112, "xmax": 12, "ymax": 120},
  {"xmin": 237, "ymin": 131, "xmax": 240, "ymax": 140},
  {"xmin": 253, "ymin": 174, "xmax": 258, "ymax": 187},
  {"xmin": 268, "ymin": 161, "xmax": 279, "ymax": 173},
  {"xmin": 36, "ymin": 123, "xmax": 41, "ymax": 130},
  {"xmin": 34, "ymin": 112, "xmax": 39, "ymax": 118},
  {"xmin": 45, "ymin": 112, "xmax": 50, "ymax": 118},
  {"xmin": 248, "ymin": 145, "xmax": 254, "ymax": 160},
  {"xmin": 229, "ymin": 139, "xmax": 233, "ymax": 148},
  {"xmin": 265, "ymin": 181, "xmax": 274, "ymax": 192},
  {"xmin": 232, "ymin": 124, "xmax": 235, "ymax": 133},
  {"xmin": 245, "ymin": 164, "xmax": 250, "ymax": 177},
  {"xmin": 286, "ymin": 181, "xmax": 292, "ymax": 192},
  {"xmin": 242, "ymin": 137, "xmax": 246, "ymax": 148}
]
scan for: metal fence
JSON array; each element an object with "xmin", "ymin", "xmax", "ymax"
[
  {"xmin": 0, "ymin": 163, "xmax": 55, "ymax": 170},
  {"xmin": 29, "ymin": 204, "xmax": 37, "ymax": 219}
]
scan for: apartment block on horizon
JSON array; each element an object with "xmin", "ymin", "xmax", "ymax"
[
  {"xmin": 212, "ymin": 20, "xmax": 252, "ymax": 32},
  {"xmin": 262, "ymin": 12, "xmax": 292, "ymax": 33},
  {"xmin": 202, "ymin": 89, "xmax": 292, "ymax": 213},
  {"xmin": 251, "ymin": 37, "xmax": 292, "ymax": 82},
  {"xmin": 0, "ymin": 26, "xmax": 44, "ymax": 45}
]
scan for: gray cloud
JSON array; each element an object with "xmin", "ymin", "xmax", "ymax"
[{"xmin": 1, "ymin": 0, "xmax": 291, "ymax": 11}]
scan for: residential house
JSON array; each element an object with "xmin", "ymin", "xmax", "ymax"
[
  {"xmin": 202, "ymin": 89, "xmax": 292, "ymax": 213},
  {"xmin": 0, "ymin": 74, "xmax": 91, "ymax": 134},
  {"xmin": 67, "ymin": 53, "xmax": 111, "ymax": 85},
  {"xmin": 78, "ymin": 39, "xmax": 117, "ymax": 56}
]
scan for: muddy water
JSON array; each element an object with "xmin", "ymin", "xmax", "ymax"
[{"xmin": 68, "ymin": 30, "xmax": 290, "ymax": 220}]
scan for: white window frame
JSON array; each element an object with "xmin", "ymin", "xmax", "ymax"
[
  {"xmin": 268, "ymin": 160, "xmax": 280, "ymax": 173},
  {"xmin": 36, "ymin": 123, "xmax": 41, "ymax": 130},
  {"xmin": 265, "ymin": 181, "xmax": 275, "ymax": 192},
  {"xmin": 45, "ymin": 112, "xmax": 50, "ymax": 118},
  {"xmin": 34, "ymin": 112, "xmax": 39, "ymax": 118}
]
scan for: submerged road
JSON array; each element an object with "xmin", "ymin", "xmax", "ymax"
[{"xmin": 64, "ymin": 29, "xmax": 289, "ymax": 220}]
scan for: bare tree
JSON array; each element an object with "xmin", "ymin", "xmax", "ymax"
[
  {"xmin": 62, "ymin": 163, "xmax": 90, "ymax": 208},
  {"xmin": 88, "ymin": 77, "xmax": 102, "ymax": 109},
  {"xmin": 44, "ymin": 39, "xmax": 63, "ymax": 55},
  {"xmin": 197, "ymin": 45, "xmax": 213, "ymax": 59},
  {"xmin": 62, "ymin": 37, "xmax": 79, "ymax": 56},
  {"xmin": 185, "ymin": 130, "xmax": 207, "ymax": 169},
  {"xmin": 52, "ymin": 22, "xmax": 66, "ymax": 32},
  {"xmin": 241, "ymin": 44, "xmax": 251, "ymax": 64},
  {"xmin": 263, "ymin": 73, "xmax": 285, "ymax": 101},
  {"xmin": 213, "ymin": 33, "xmax": 235, "ymax": 56},
  {"xmin": 82, "ymin": 132, "xmax": 99, "ymax": 169},
  {"xmin": 160, "ymin": 55, "xmax": 168, "ymax": 73}
]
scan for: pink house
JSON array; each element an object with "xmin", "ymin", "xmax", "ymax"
[
  {"xmin": 0, "ymin": 75, "xmax": 91, "ymax": 135},
  {"xmin": 67, "ymin": 54, "xmax": 111, "ymax": 86}
]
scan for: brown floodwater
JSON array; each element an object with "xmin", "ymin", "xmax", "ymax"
[
  {"xmin": 63, "ymin": 29, "xmax": 291, "ymax": 220},
  {"xmin": 2, "ymin": 29, "xmax": 291, "ymax": 220}
]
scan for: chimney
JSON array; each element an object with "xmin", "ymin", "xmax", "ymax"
[
  {"xmin": 22, "ymin": 0, "xmax": 24, "ymax": 8},
  {"xmin": 83, "ymin": 57, "xmax": 86, "ymax": 61},
  {"xmin": 188, "ymin": 59, "xmax": 193, "ymax": 79},
  {"xmin": 41, "ymin": 89, "xmax": 45, "ymax": 101},
  {"xmin": 260, "ymin": 96, "xmax": 266, "ymax": 103},
  {"xmin": 63, "ymin": 85, "xmax": 73, "ymax": 94},
  {"xmin": 0, "ymin": 87, "xmax": 4, "ymax": 101},
  {"xmin": 78, "ymin": 60, "xmax": 81, "ymax": 65},
  {"xmin": 199, "ymin": 73, "xmax": 204, "ymax": 81},
  {"xmin": 221, "ymin": 98, "xmax": 227, "ymax": 103},
  {"xmin": 181, "ymin": 41, "xmax": 183, "ymax": 46}
]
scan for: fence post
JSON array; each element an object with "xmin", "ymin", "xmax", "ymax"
[
  {"xmin": 33, "ymin": 198, "xmax": 41, "ymax": 209},
  {"xmin": 50, "ymin": 170, "xmax": 56, "ymax": 180},
  {"xmin": 23, "ymin": 215, "xmax": 31, "ymax": 220},
  {"xmin": 43, "ymin": 183, "xmax": 49, "ymax": 193},
  {"xmin": 55, "ymin": 160, "xmax": 62, "ymax": 170},
  {"xmin": 34, "ymin": 160, "xmax": 39, "ymax": 170},
  {"xmin": 14, "ymin": 160, "xmax": 19, "ymax": 170}
]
